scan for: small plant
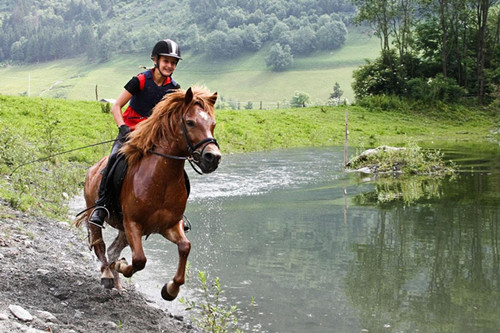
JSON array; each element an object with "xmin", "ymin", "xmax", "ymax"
[
  {"xmin": 40, "ymin": 101, "xmax": 61, "ymax": 159},
  {"xmin": 180, "ymin": 271, "xmax": 242, "ymax": 333},
  {"xmin": 347, "ymin": 142, "xmax": 456, "ymax": 176},
  {"xmin": 100, "ymin": 102, "xmax": 111, "ymax": 113}
]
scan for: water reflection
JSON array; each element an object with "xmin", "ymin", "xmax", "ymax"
[
  {"xmin": 347, "ymin": 162, "xmax": 500, "ymax": 332},
  {"xmin": 97, "ymin": 147, "xmax": 500, "ymax": 333}
]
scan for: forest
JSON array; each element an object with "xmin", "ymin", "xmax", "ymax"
[
  {"xmin": 352, "ymin": 0, "xmax": 500, "ymax": 101},
  {"xmin": 0, "ymin": 0, "xmax": 353, "ymax": 69}
]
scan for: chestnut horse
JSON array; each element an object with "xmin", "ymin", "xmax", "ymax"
[{"xmin": 76, "ymin": 86, "xmax": 220, "ymax": 301}]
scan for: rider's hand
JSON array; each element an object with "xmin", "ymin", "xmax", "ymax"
[{"xmin": 119, "ymin": 124, "xmax": 131, "ymax": 138}]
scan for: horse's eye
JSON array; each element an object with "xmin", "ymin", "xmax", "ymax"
[{"xmin": 186, "ymin": 120, "xmax": 195, "ymax": 127}]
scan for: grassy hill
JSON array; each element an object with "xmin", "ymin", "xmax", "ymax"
[{"xmin": 0, "ymin": 30, "xmax": 378, "ymax": 106}]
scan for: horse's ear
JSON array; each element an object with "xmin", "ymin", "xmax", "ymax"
[
  {"xmin": 185, "ymin": 87, "xmax": 193, "ymax": 105},
  {"xmin": 208, "ymin": 92, "xmax": 218, "ymax": 107}
]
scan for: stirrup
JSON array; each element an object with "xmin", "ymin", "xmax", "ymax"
[
  {"xmin": 183, "ymin": 215, "xmax": 192, "ymax": 232},
  {"xmin": 89, "ymin": 206, "xmax": 110, "ymax": 229}
]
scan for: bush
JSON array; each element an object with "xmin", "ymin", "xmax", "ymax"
[
  {"xmin": 428, "ymin": 74, "xmax": 465, "ymax": 102},
  {"xmin": 407, "ymin": 75, "xmax": 465, "ymax": 103},
  {"xmin": 290, "ymin": 91, "xmax": 311, "ymax": 107},
  {"xmin": 356, "ymin": 95, "xmax": 410, "ymax": 112},
  {"xmin": 352, "ymin": 49, "xmax": 406, "ymax": 99}
]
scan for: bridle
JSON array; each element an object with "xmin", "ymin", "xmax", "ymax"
[{"xmin": 148, "ymin": 110, "xmax": 219, "ymax": 175}]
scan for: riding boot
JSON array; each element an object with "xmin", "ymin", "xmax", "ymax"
[
  {"xmin": 89, "ymin": 138, "xmax": 123, "ymax": 228},
  {"xmin": 88, "ymin": 164, "xmax": 111, "ymax": 228}
]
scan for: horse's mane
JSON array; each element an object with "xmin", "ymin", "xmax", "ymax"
[{"xmin": 120, "ymin": 85, "xmax": 216, "ymax": 167}]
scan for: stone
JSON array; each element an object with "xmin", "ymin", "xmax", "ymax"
[
  {"xmin": 9, "ymin": 304, "xmax": 33, "ymax": 322},
  {"xmin": 35, "ymin": 310, "xmax": 58, "ymax": 322}
]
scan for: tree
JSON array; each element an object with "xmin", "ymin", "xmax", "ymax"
[
  {"xmin": 266, "ymin": 43, "xmax": 293, "ymax": 71},
  {"xmin": 271, "ymin": 22, "xmax": 292, "ymax": 45},
  {"xmin": 317, "ymin": 20, "xmax": 348, "ymax": 50},
  {"xmin": 205, "ymin": 29, "xmax": 243, "ymax": 59},
  {"xmin": 242, "ymin": 24, "xmax": 262, "ymax": 51},
  {"xmin": 475, "ymin": 0, "xmax": 498, "ymax": 99},
  {"xmin": 291, "ymin": 26, "xmax": 317, "ymax": 55},
  {"xmin": 352, "ymin": 0, "xmax": 392, "ymax": 52},
  {"xmin": 330, "ymin": 82, "xmax": 344, "ymax": 99},
  {"xmin": 10, "ymin": 37, "xmax": 27, "ymax": 61},
  {"xmin": 290, "ymin": 91, "xmax": 311, "ymax": 107}
]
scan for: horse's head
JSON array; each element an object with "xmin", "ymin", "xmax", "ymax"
[
  {"xmin": 181, "ymin": 87, "xmax": 221, "ymax": 174},
  {"xmin": 121, "ymin": 86, "xmax": 221, "ymax": 173}
]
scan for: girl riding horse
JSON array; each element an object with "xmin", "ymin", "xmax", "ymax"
[{"xmin": 77, "ymin": 86, "xmax": 220, "ymax": 301}]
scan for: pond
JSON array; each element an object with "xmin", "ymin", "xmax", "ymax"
[{"xmin": 100, "ymin": 146, "xmax": 500, "ymax": 333}]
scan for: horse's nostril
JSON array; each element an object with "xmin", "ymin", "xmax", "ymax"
[
  {"xmin": 204, "ymin": 152, "xmax": 214, "ymax": 162},
  {"xmin": 203, "ymin": 152, "xmax": 221, "ymax": 165}
]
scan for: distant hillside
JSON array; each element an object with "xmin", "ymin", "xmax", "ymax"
[
  {"xmin": 0, "ymin": 28, "xmax": 379, "ymax": 105},
  {"xmin": 0, "ymin": 0, "xmax": 378, "ymax": 105}
]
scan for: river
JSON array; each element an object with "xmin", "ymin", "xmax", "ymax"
[{"xmin": 93, "ymin": 146, "xmax": 500, "ymax": 333}]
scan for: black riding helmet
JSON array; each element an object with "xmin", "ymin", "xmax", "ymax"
[{"xmin": 151, "ymin": 39, "xmax": 182, "ymax": 61}]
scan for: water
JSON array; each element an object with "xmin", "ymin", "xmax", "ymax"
[{"xmin": 97, "ymin": 147, "xmax": 500, "ymax": 333}]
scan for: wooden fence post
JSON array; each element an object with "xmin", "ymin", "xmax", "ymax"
[{"xmin": 344, "ymin": 106, "xmax": 348, "ymax": 167}]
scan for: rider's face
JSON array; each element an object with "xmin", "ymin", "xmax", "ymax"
[{"xmin": 156, "ymin": 55, "xmax": 178, "ymax": 76}]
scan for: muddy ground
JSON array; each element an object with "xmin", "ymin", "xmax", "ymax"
[{"xmin": 0, "ymin": 200, "xmax": 195, "ymax": 333}]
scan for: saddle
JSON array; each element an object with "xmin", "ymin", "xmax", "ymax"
[{"xmin": 103, "ymin": 154, "xmax": 191, "ymax": 218}]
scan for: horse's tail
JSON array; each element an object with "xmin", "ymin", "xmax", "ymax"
[{"xmin": 73, "ymin": 207, "xmax": 92, "ymax": 228}]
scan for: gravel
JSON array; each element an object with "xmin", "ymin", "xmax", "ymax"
[{"xmin": 0, "ymin": 200, "xmax": 196, "ymax": 333}]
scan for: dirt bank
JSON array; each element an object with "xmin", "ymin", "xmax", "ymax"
[{"xmin": 0, "ymin": 200, "xmax": 195, "ymax": 333}]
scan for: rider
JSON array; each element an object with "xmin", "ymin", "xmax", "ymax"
[{"xmin": 89, "ymin": 39, "xmax": 182, "ymax": 228}]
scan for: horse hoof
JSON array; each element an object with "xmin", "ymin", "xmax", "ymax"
[
  {"xmin": 101, "ymin": 278, "xmax": 114, "ymax": 289},
  {"xmin": 113, "ymin": 258, "xmax": 128, "ymax": 273},
  {"xmin": 161, "ymin": 282, "xmax": 178, "ymax": 301}
]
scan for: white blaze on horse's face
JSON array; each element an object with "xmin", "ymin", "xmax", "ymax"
[
  {"xmin": 185, "ymin": 104, "xmax": 220, "ymax": 173},
  {"xmin": 198, "ymin": 110, "xmax": 209, "ymax": 121}
]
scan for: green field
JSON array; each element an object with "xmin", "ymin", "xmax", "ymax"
[{"xmin": 0, "ymin": 31, "xmax": 379, "ymax": 106}]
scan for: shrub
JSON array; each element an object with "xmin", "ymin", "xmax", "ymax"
[
  {"xmin": 290, "ymin": 91, "xmax": 311, "ymax": 107},
  {"xmin": 352, "ymin": 49, "xmax": 407, "ymax": 99},
  {"xmin": 428, "ymin": 74, "xmax": 465, "ymax": 102}
]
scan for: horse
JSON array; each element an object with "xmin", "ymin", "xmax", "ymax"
[{"xmin": 76, "ymin": 86, "xmax": 220, "ymax": 301}]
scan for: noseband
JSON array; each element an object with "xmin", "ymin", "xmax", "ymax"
[
  {"xmin": 148, "ymin": 111, "xmax": 219, "ymax": 175},
  {"xmin": 180, "ymin": 116, "xmax": 219, "ymax": 163}
]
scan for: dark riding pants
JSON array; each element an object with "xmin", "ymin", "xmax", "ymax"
[{"xmin": 94, "ymin": 132, "xmax": 128, "ymax": 207}]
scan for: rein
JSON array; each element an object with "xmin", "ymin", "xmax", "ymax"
[{"xmin": 9, "ymin": 138, "xmax": 117, "ymax": 176}]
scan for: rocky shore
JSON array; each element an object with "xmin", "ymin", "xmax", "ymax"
[{"xmin": 0, "ymin": 200, "xmax": 194, "ymax": 333}]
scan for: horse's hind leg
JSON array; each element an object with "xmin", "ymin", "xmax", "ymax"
[
  {"xmin": 107, "ymin": 230, "xmax": 128, "ymax": 290},
  {"xmin": 88, "ymin": 224, "xmax": 114, "ymax": 289},
  {"xmin": 161, "ymin": 220, "xmax": 191, "ymax": 301}
]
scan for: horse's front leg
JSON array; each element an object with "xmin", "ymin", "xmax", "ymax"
[
  {"xmin": 161, "ymin": 219, "xmax": 191, "ymax": 301},
  {"xmin": 114, "ymin": 221, "xmax": 147, "ymax": 278}
]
